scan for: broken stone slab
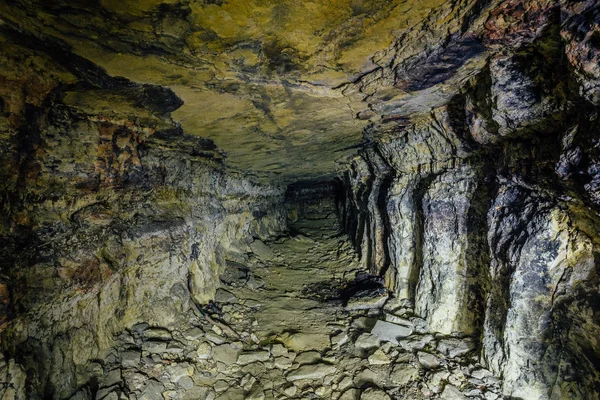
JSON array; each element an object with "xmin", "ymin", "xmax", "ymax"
[
  {"xmin": 241, "ymin": 373, "xmax": 257, "ymax": 391},
  {"xmin": 331, "ymin": 331, "xmax": 349, "ymax": 347},
  {"xmin": 389, "ymin": 365, "xmax": 419, "ymax": 386},
  {"xmin": 121, "ymin": 351, "xmax": 141, "ymax": 368},
  {"xmin": 142, "ymin": 328, "xmax": 172, "ymax": 341},
  {"xmin": 360, "ymin": 388, "xmax": 391, "ymax": 400},
  {"xmin": 237, "ymin": 351, "xmax": 270, "ymax": 365},
  {"xmin": 279, "ymin": 332, "xmax": 330, "ymax": 352},
  {"xmin": 351, "ymin": 317, "xmax": 377, "ymax": 331},
  {"xmin": 212, "ymin": 344, "xmax": 239, "ymax": 365},
  {"xmin": 284, "ymin": 385, "xmax": 298, "ymax": 397},
  {"xmin": 270, "ymin": 344, "xmax": 288, "ymax": 357},
  {"xmin": 286, "ymin": 363, "xmax": 336, "ymax": 381},
  {"xmin": 249, "ymin": 240, "xmax": 274, "ymax": 260},
  {"xmin": 471, "ymin": 368, "xmax": 494, "ymax": 380},
  {"xmin": 138, "ymin": 380, "xmax": 164, "ymax": 400},
  {"xmin": 184, "ymin": 327, "xmax": 204, "ymax": 341},
  {"xmin": 206, "ymin": 332, "xmax": 227, "ymax": 345},
  {"xmin": 370, "ymin": 320, "xmax": 413, "ymax": 344},
  {"xmin": 337, "ymin": 376, "xmax": 354, "ymax": 391},
  {"xmin": 143, "ymin": 341, "xmax": 167, "ymax": 354},
  {"xmin": 417, "ymin": 351, "xmax": 441, "ymax": 369},
  {"xmin": 383, "ymin": 313, "xmax": 413, "ymax": 327},
  {"xmin": 436, "ymin": 338, "xmax": 475, "ymax": 358},
  {"xmin": 197, "ymin": 342, "xmax": 212, "ymax": 359},
  {"xmin": 178, "ymin": 376, "xmax": 194, "ymax": 390},
  {"xmin": 274, "ymin": 357, "xmax": 293, "ymax": 369},
  {"xmin": 214, "ymin": 288, "xmax": 238, "ymax": 304},
  {"xmin": 440, "ymin": 385, "xmax": 467, "ymax": 400},
  {"xmin": 354, "ymin": 368, "xmax": 383, "ymax": 387},
  {"xmin": 100, "ymin": 369, "xmax": 122, "ymax": 388},
  {"xmin": 339, "ymin": 388, "xmax": 361, "ymax": 400},
  {"xmin": 354, "ymin": 333, "xmax": 381, "ymax": 349},
  {"xmin": 398, "ymin": 334, "xmax": 434, "ymax": 352},
  {"xmin": 295, "ymin": 351, "xmax": 321, "ymax": 365},
  {"xmin": 367, "ymin": 349, "xmax": 391, "ymax": 365},
  {"xmin": 166, "ymin": 363, "xmax": 193, "ymax": 383},
  {"xmin": 345, "ymin": 294, "xmax": 388, "ymax": 311}
]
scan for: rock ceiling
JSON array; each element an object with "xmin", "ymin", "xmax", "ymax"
[{"xmin": 0, "ymin": 0, "xmax": 492, "ymax": 181}]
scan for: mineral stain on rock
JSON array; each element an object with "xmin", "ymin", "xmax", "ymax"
[{"xmin": 1, "ymin": 1, "xmax": 600, "ymax": 400}]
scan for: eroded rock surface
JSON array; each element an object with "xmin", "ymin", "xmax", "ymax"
[{"xmin": 1, "ymin": 0, "xmax": 600, "ymax": 399}]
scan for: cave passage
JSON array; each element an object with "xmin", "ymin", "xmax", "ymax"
[{"xmin": 2, "ymin": 0, "xmax": 600, "ymax": 399}]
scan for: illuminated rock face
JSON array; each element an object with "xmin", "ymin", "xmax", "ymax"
[{"xmin": 1, "ymin": 1, "xmax": 600, "ymax": 399}]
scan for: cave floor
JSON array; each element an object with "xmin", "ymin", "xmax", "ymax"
[{"xmin": 103, "ymin": 214, "xmax": 502, "ymax": 400}]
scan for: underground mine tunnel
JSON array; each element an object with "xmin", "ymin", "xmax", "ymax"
[{"xmin": 1, "ymin": 0, "xmax": 600, "ymax": 399}]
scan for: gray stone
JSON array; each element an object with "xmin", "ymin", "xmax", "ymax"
[
  {"xmin": 101, "ymin": 369, "xmax": 122, "ymax": 388},
  {"xmin": 367, "ymin": 349, "xmax": 390, "ymax": 365},
  {"xmin": 295, "ymin": 351, "xmax": 321, "ymax": 365},
  {"xmin": 389, "ymin": 365, "xmax": 419, "ymax": 386},
  {"xmin": 345, "ymin": 294, "xmax": 388, "ymax": 311},
  {"xmin": 360, "ymin": 388, "xmax": 391, "ymax": 400},
  {"xmin": 286, "ymin": 363, "xmax": 336, "ymax": 381},
  {"xmin": 212, "ymin": 344, "xmax": 239, "ymax": 365},
  {"xmin": 354, "ymin": 333, "xmax": 381, "ymax": 349},
  {"xmin": 417, "ymin": 352, "xmax": 441, "ymax": 369},
  {"xmin": 250, "ymin": 240, "xmax": 274, "ymax": 260},
  {"xmin": 436, "ymin": 338, "xmax": 475, "ymax": 358},
  {"xmin": 143, "ymin": 328, "xmax": 172, "ymax": 341},
  {"xmin": 215, "ymin": 288, "xmax": 238, "ymax": 304},
  {"xmin": 121, "ymin": 351, "xmax": 141, "ymax": 368},
  {"xmin": 370, "ymin": 320, "xmax": 412, "ymax": 344},
  {"xmin": 138, "ymin": 381, "xmax": 164, "ymax": 400},
  {"xmin": 143, "ymin": 341, "xmax": 168, "ymax": 353},
  {"xmin": 440, "ymin": 385, "xmax": 466, "ymax": 400},
  {"xmin": 237, "ymin": 351, "xmax": 270, "ymax": 365},
  {"xmin": 339, "ymin": 388, "xmax": 360, "ymax": 400},
  {"xmin": 274, "ymin": 357, "xmax": 293, "ymax": 369}
]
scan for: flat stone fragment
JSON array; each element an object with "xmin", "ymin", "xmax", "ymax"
[
  {"xmin": 440, "ymin": 385, "xmax": 467, "ymax": 400},
  {"xmin": 143, "ymin": 328, "xmax": 172, "ymax": 340},
  {"xmin": 331, "ymin": 332, "xmax": 349, "ymax": 347},
  {"xmin": 370, "ymin": 320, "xmax": 412, "ymax": 344},
  {"xmin": 286, "ymin": 363, "xmax": 336, "ymax": 381},
  {"xmin": 250, "ymin": 240, "xmax": 274, "ymax": 260},
  {"xmin": 368, "ymin": 349, "xmax": 391, "ymax": 365},
  {"xmin": 274, "ymin": 357, "xmax": 293, "ymax": 369},
  {"xmin": 339, "ymin": 388, "xmax": 361, "ymax": 400},
  {"xmin": 360, "ymin": 388, "xmax": 391, "ymax": 400},
  {"xmin": 212, "ymin": 344, "xmax": 239, "ymax": 365},
  {"xmin": 354, "ymin": 333, "xmax": 381, "ymax": 349},
  {"xmin": 345, "ymin": 294, "xmax": 388, "ymax": 311},
  {"xmin": 437, "ymin": 338, "xmax": 475, "ymax": 358},
  {"xmin": 295, "ymin": 351, "xmax": 321, "ymax": 365},
  {"xmin": 271, "ymin": 344, "xmax": 288, "ymax": 357},
  {"xmin": 121, "ymin": 351, "xmax": 141, "ymax": 368},
  {"xmin": 197, "ymin": 342, "xmax": 213, "ymax": 359},
  {"xmin": 138, "ymin": 380, "xmax": 164, "ymax": 400},
  {"xmin": 389, "ymin": 365, "xmax": 419, "ymax": 386},
  {"xmin": 417, "ymin": 351, "xmax": 441, "ymax": 369},
  {"xmin": 101, "ymin": 369, "xmax": 122, "ymax": 388},
  {"xmin": 280, "ymin": 332, "xmax": 330, "ymax": 352},
  {"xmin": 237, "ymin": 351, "xmax": 270, "ymax": 365},
  {"xmin": 214, "ymin": 288, "xmax": 238, "ymax": 303}
]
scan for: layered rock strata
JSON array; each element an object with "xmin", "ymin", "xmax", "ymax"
[{"xmin": 341, "ymin": 4, "xmax": 600, "ymax": 397}]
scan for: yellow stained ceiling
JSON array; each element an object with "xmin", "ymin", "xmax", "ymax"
[{"xmin": 0, "ymin": 0, "xmax": 454, "ymax": 180}]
